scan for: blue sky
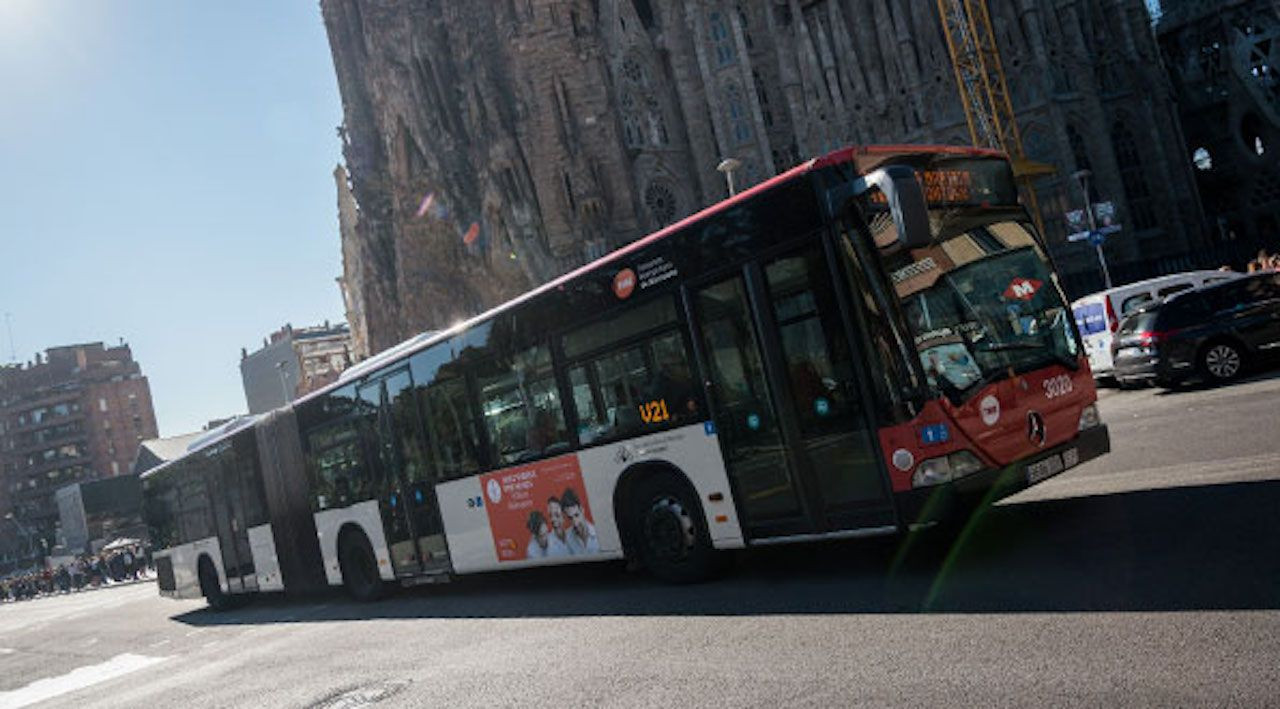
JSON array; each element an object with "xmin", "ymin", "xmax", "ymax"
[{"xmin": 0, "ymin": 1, "xmax": 345, "ymax": 436}]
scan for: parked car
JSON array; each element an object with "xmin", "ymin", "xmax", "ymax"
[
  {"xmin": 1071, "ymin": 271, "xmax": 1240, "ymax": 383},
  {"xmin": 1110, "ymin": 272, "xmax": 1280, "ymax": 388}
]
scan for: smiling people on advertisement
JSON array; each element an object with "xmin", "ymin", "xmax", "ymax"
[{"xmin": 560, "ymin": 488, "xmax": 600, "ymax": 555}]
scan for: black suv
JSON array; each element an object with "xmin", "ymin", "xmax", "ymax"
[{"xmin": 1111, "ymin": 272, "xmax": 1280, "ymax": 387}]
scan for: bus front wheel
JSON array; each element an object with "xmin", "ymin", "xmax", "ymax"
[
  {"xmin": 338, "ymin": 529, "xmax": 386, "ymax": 602},
  {"xmin": 631, "ymin": 474, "xmax": 725, "ymax": 584}
]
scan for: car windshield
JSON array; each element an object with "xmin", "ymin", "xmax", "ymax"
[{"xmin": 863, "ymin": 208, "xmax": 1080, "ymax": 402}]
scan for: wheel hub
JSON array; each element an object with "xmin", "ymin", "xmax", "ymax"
[
  {"xmin": 1207, "ymin": 345, "xmax": 1240, "ymax": 378},
  {"xmin": 644, "ymin": 496, "xmax": 695, "ymax": 562}
]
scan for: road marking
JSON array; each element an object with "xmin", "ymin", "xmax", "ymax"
[
  {"xmin": 148, "ymin": 639, "xmax": 171, "ymax": 648},
  {"xmin": 0, "ymin": 648, "xmax": 15, "ymax": 654},
  {"xmin": 184, "ymin": 629, "xmax": 203, "ymax": 637},
  {"xmin": 0, "ymin": 653, "xmax": 167, "ymax": 708},
  {"xmin": 84, "ymin": 638, "xmax": 98, "ymax": 647}
]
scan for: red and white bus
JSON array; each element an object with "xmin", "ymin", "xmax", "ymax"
[{"xmin": 142, "ymin": 145, "xmax": 1110, "ymax": 607}]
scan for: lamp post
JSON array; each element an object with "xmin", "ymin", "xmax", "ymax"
[
  {"xmin": 275, "ymin": 361, "xmax": 292, "ymax": 405},
  {"xmin": 716, "ymin": 158, "xmax": 742, "ymax": 197},
  {"xmin": 4, "ymin": 512, "xmax": 35, "ymax": 563},
  {"xmin": 1072, "ymin": 169, "xmax": 1113, "ymax": 289}
]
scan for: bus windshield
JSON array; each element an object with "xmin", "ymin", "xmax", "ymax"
[{"xmin": 867, "ymin": 209, "xmax": 1079, "ymax": 402}]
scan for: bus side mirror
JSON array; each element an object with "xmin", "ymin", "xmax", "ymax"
[{"xmin": 866, "ymin": 165, "xmax": 932, "ymax": 250}]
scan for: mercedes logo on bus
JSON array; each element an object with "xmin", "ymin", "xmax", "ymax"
[{"xmin": 1027, "ymin": 410, "xmax": 1047, "ymax": 447}]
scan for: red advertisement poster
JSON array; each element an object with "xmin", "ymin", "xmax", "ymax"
[{"xmin": 480, "ymin": 453, "xmax": 600, "ymax": 562}]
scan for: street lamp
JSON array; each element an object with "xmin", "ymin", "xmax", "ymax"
[
  {"xmin": 716, "ymin": 158, "xmax": 742, "ymax": 197},
  {"xmin": 275, "ymin": 361, "xmax": 292, "ymax": 405},
  {"xmin": 4, "ymin": 512, "xmax": 35, "ymax": 561},
  {"xmin": 1072, "ymin": 169, "xmax": 1113, "ymax": 289}
]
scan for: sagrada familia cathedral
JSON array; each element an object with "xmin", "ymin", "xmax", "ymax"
[{"xmin": 322, "ymin": 0, "xmax": 1275, "ymax": 358}]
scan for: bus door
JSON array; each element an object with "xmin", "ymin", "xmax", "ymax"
[
  {"xmin": 220, "ymin": 449, "xmax": 258, "ymax": 591},
  {"xmin": 205, "ymin": 449, "xmax": 251, "ymax": 591},
  {"xmin": 690, "ymin": 244, "xmax": 892, "ymax": 538},
  {"xmin": 757, "ymin": 244, "xmax": 893, "ymax": 530},
  {"xmin": 357, "ymin": 369, "xmax": 450, "ymax": 576}
]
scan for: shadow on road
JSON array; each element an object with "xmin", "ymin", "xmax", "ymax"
[
  {"xmin": 1151, "ymin": 367, "xmax": 1280, "ymax": 396},
  {"xmin": 174, "ymin": 478, "xmax": 1280, "ymax": 627}
]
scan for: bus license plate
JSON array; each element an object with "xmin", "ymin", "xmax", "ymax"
[{"xmin": 1027, "ymin": 447, "xmax": 1079, "ymax": 484}]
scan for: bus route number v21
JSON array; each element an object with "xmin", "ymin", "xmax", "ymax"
[{"xmin": 638, "ymin": 399, "xmax": 671, "ymax": 424}]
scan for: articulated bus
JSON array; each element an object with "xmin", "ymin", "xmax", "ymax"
[{"xmin": 143, "ymin": 145, "xmax": 1110, "ymax": 608}]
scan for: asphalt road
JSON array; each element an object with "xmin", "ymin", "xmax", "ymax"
[{"xmin": 3, "ymin": 373, "xmax": 1279, "ymax": 707}]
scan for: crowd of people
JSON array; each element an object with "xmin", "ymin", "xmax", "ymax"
[{"xmin": 0, "ymin": 543, "xmax": 152, "ymax": 603}]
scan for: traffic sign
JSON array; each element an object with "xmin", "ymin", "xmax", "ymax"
[{"xmin": 1089, "ymin": 231, "xmax": 1105, "ymax": 246}]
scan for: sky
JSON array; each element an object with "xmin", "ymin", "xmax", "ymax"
[{"xmin": 0, "ymin": 1, "xmax": 346, "ymax": 437}]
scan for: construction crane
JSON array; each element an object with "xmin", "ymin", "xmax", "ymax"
[{"xmin": 936, "ymin": 0, "xmax": 1053, "ymax": 235}]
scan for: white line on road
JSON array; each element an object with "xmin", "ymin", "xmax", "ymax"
[
  {"xmin": 84, "ymin": 638, "xmax": 98, "ymax": 647},
  {"xmin": 148, "ymin": 639, "xmax": 171, "ymax": 648},
  {"xmin": 0, "ymin": 648, "xmax": 15, "ymax": 654},
  {"xmin": 184, "ymin": 629, "xmax": 203, "ymax": 637},
  {"xmin": 0, "ymin": 653, "xmax": 168, "ymax": 709}
]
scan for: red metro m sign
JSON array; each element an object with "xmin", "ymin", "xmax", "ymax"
[{"xmin": 1003, "ymin": 277, "xmax": 1043, "ymax": 301}]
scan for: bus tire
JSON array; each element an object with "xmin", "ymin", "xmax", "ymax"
[
  {"xmin": 338, "ymin": 528, "xmax": 386, "ymax": 602},
  {"xmin": 198, "ymin": 556, "xmax": 233, "ymax": 612},
  {"xmin": 630, "ymin": 473, "xmax": 725, "ymax": 584}
]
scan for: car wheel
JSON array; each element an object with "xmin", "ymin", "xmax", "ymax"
[
  {"xmin": 338, "ymin": 530, "xmax": 386, "ymax": 602},
  {"xmin": 1200, "ymin": 341, "xmax": 1244, "ymax": 383},
  {"xmin": 631, "ymin": 474, "xmax": 726, "ymax": 584}
]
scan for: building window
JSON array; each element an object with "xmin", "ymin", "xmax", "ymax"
[
  {"xmin": 111, "ymin": 461, "xmax": 119, "ymax": 475},
  {"xmin": 99, "ymin": 398, "xmax": 108, "ymax": 412},
  {"xmin": 753, "ymin": 70, "xmax": 773, "ymax": 128},
  {"xmin": 644, "ymin": 181, "xmax": 678, "ymax": 227},
  {"xmin": 1110, "ymin": 122, "xmax": 1157, "ymax": 231},
  {"xmin": 620, "ymin": 91, "xmax": 645, "ymax": 148},
  {"xmin": 709, "ymin": 12, "xmax": 735, "ymax": 66},
  {"xmin": 725, "ymin": 83, "xmax": 752, "ymax": 144},
  {"xmin": 617, "ymin": 56, "xmax": 667, "ymax": 148}
]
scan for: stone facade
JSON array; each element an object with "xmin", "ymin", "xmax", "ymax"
[
  {"xmin": 323, "ymin": 0, "xmax": 1207, "ymax": 349},
  {"xmin": 1157, "ymin": 0, "xmax": 1280, "ymax": 250}
]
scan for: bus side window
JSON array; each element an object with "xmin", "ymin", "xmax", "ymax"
[
  {"xmin": 475, "ymin": 342, "xmax": 570, "ymax": 465},
  {"xmin": 567, "ymin": 329, "xmax": 699, "ymax": 445},
  {"xmin": 420, "ymin": 375, "xmax": 483, "ymax": 482},
  {"xmin": 176, "ymin": 461, "xmax": 213, "ymax": 543},
  {"xmin": 234, "ymin": 435, "xmax": 269, "ymax": 528},
  {"xmin": 305, "ymin": 421, "xmax": 366, "ymax": 508}
]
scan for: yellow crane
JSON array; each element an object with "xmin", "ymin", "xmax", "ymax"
[{"xmin": 936, "ymin": 0, "xmax": 1052, "ymax": 234}]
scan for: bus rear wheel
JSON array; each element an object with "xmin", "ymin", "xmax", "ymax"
[
  {"xmin": 198, "ymin": 557, "xmax": 233, "ymax": 612},
  {"xmin": 338, "ymin": 530, "xmax": 386, "ymax": 602},
  {"xmin": 631, "ymin": 475, "xmax": 725, "ymax": 584}
]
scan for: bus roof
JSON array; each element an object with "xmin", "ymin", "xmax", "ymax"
[
  {"xmin": 291, "ymin": 144, "xmax": 1009, "ymax": 405},
  {"xmin": 139, "ymin": 414, "xmax": 261, "ymax": 481}
]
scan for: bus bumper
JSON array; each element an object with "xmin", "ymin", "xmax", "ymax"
[{"xmin": 896, "ymin": 424, "xmax": 1111, "ymax": 525}]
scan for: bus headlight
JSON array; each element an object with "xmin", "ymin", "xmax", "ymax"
[
  {"xmin": 912, "ymin": 450, "xmax": 985, "ymax": 488},
  {"xmin": 1078, "ymin": 404, "xmax": 1100, "ymax": 431}
]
